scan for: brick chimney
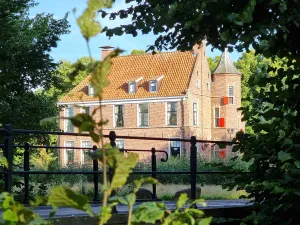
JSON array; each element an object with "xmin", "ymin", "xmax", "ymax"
[{"xmin": 100, "ymin": 46, "xmax": 114, "ymax": 60}]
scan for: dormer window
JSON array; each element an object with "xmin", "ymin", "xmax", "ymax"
[
  {"xmin": 129, "ymin": 82, "xmax": 135, "ymax": 94},
  {"xmin": 150, "ymin": 80, "xmax": 157, "ymax": 92},
  {"xmin": 88, "ymin": 84, "xmax": 95, "ymax": 96}
]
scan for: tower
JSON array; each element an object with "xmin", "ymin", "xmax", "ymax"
[{"xmin": 210, "ymin": 49, "xmax": 244, "ymax": 158}]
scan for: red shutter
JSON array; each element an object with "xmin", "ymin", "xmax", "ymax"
[
  {"xmin": 219, "ymin": 150, "xmax": 226, "ymax": 159},
  {"xmin": 223, "ymin": 97, "xmax": 229, "ymax": 105},
  {"xmin": 219, "ymin": 118, "xmax": 225, "ymax": 127}
]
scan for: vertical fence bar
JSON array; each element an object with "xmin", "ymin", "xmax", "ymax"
[
  {"xmin": 93, "ymin": 145, "xmax": 100, "ymax": 202},
  {"xmin": 23, "ymin": 143, "xmax": 30, "ymax": 204},
  {"xmin": 4, "ymin": 124, "xmax": 13, "ymax": 193},
  {"xmin": 109, "ymin": 131, "xmax": 118, "ymax": 213},
  {"xmin": 190, "ymin": 136, "xmax": 197, "ymax": 202},
  {"xmin": 151, "ymin": 147, "xmax": 157, "ymax": 200}
]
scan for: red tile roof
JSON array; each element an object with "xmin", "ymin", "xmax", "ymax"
[{"xmin": 59, "ymin": 51, "xmax": 196, "ymax": 103}]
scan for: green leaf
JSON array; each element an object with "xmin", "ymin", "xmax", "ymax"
[
  {"xmin": 27, "ymin": 217, "xmax": 51, "ymax": 225},
  {"xmin": 109, "ymin": 152, "xmax": 138, "ymax": 190},
  {"xmin": 278, "ymin": 151, "xmax": 292, "ymax": 162},
  {"xmin": 176, "ymin": 193, "xmax": 188, "ymax": 209},
  {"xmin": 134, "ymin": 177, "xmax": 158, "ymax": 193},
  {"xmin": 198, "ymin": 217, "xmax": 212, "ymax": 225},
  {"xmin": 48, "ymin": 186, "xmax": 93, "ymax": 216},
  {"xmin": 132, "ymin": 202, "xmax": 165, "ymax": 224},
  {"xmin": 126, "ymin": 193, "xmax": 136, "ymax": 206},
  {"xmin": 191, "ymin": 199, "xmax": 207, "ymax": 207},
  {"xmin": 294, "ymin": 161, "xmax": 300, "ymax": 168},
  {"xmin": 98, "ymin": 203, "xmax": 117, "ymax": 224},
  {"xmin": 3, "ymin": 209, "xmax": 18, "ymax": 222},
  {"xmin": 220, "ymin": 31, "xmax": 230, "ymax": 41},
  {"xmin": 0, "ymin": 156, "xmax": 8, "ymax": 168}
]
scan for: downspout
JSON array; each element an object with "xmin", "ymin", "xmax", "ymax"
[{"xmin": 180, "ymin": 97, "xmax": 185, "ymax": 156}]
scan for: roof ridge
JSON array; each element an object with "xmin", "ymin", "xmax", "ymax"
[{"xmin": 116, "ymin": 50, "xmax": 193, "ymax": 59}]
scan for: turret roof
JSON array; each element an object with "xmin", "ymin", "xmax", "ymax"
[{"xmin": 213, "ymin": 49, "xmax": 241, "ymax": 74}]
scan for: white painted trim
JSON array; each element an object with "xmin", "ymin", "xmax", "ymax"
[
  {"xmin": 57, "ymin": 96, "xmax": 185, "ymax": 106},
  {"xmin": 228, "ymin": 85, "xmax": 235, "ymax": 105},
  {"xmin": 127, "ymin": 76, "xmax": 143, "ymax": 83},
  {"xmin": 115, "ymin": 139, "xmax": 125, "ymax": 149},
  {"xmin": 192, "ymin": 102, "xmax": 198, "ymax": 126},
  {"xmin": 64, "ymin": 140, "xmax": 75, "ymax": 166},
  {"xmin": 149, "ymin": 80, "xmax": 157, "ymax": 93},
  {"xmin": 80, "ymin": 140, "xmax": 92, "ymax": 164},
  {"xmin": 113, "ymin": 105, "xmax": 124, "ymax": 128},
  {"xmin": 214, "ymin": 107, "xmax": 220, "ymax": 128},
  {"xmin": 64, "ymin": 107, "xmax": 74, "ymax": 132},
  {"xmin": 137, "ymin": 103, "xmax": 149, "ymax": 127},
  {"xmin": 165, "ymin": 102, "xmax": 178, "ymax": 126}
]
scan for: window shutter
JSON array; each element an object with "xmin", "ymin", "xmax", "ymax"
[
  {"xmin": 219, "ymin": 118, "xmax": 225, "ymax": 127},
  {"xmin": 219, "ymin": 150, "xmax": 226, "ymax": 159},
  {"xmin": 223, "ymin": 97, "xmax": 229, "ymax": 105}
]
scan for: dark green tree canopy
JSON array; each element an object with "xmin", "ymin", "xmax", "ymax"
[
  {"xmin": 102, "ymin": 0, "xmax": 299, "ymax": 59},
  {"xmin": 0, "ymin": 0, "xmax": 69, "ymax": 130}
]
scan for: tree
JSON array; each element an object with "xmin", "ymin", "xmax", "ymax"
[
  {"xmin": 101, "ymin": 1, "xmax": 300, "ymax": 224},
  {"xmin": 0, "ymin": 0, "xmax": 69, "ymax": 133},
  {"xmin": 131, "ymin": 49, "xmax": 146, "ymax": 55},
  {"xmin": 45, "ymin": 56, "xmax": 95, "ymax": 99},
  {"xmin": 207, "ymin": 56, "xmax": 220, "ymax": 72}
]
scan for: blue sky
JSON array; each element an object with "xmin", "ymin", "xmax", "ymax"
[{"xmin": 30, "ymin": 0, "xmax": 241, "ymax": 63}]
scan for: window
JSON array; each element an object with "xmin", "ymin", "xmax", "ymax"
[
  {"xmin": 229, "ymin": 86, "xmax": 234, "ymax": 104},
  {"xmin": 214, "ymin": 107, "xmax": 220, "ymax": 127},
  {"xmin": 114, "ymin": 105, "xmax": 124, "ymax": 127},
  {"xmin": 193, "ymin": 103, "xmax": 198, "ymax": 125},
  {"xmin": 115, "ymin": 140, "xmax": 124, "ymax": 150},
  {"xmin": 88, "ymin": 85, "xmax": 95, "ymax": 96},
  {"xmin": 150, "ymin": 80, "xmax": 157, "ymax": 92},
  {"xmin": 81, "ymin": 106, "xmax": 91, "ymax": 115},
  {"xmin": 129, "ymin": 82, "xmax": 135, "ymax": 94},
  {"xmin": 65, "ymin": 141, "xmax": 74, "ymax": 165},
  {"xmin": 81, "ymin": 141, "xmax": 92, "ymax": 164},
  {"xmin": 167, "ymin": 102, "xmax": 177, "ymax": 125},
  {"xmin": 170, "ymin": 139, "xmax": 181, "ymax": 157},
  {"xmin": 196, "ymin": 79, "xmax": 200, "ymax": 88},
  {"xmin": 206, "ymin": 82, "xmax": 210, "ymax": 91},
  {"xmin": 138, "ymin": 104, "xmax": 149, "ymax": 126},
  {"xmin": 64, "ymin": 107, "xmax": 74, "ymax": 132}
]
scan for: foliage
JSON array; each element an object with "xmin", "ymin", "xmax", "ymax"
[
  {"xmin": 207, "ymin": 56, "xmax": 220, "ymax": 72},
  {"xmin": 130, "ymin": 49, "xmax": 146, "ymax": 55},
  {"xmin": 0, "ymin": 0, "xmax": 69, "ymax": 135},
  {"xmin": 100, "ymin": 0, "xmax": 300, "ymax": 224}
]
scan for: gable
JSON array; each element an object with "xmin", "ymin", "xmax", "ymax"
[{"xmin": 59, "ymin": 51, "xmax": 196, "ymax": 103}]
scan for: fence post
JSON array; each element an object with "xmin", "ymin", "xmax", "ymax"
[
  {"xmin": 23, "ymin": 143, "xmax": 30, "ymax": 204},
  {"xmin": 190, "ymin": 136, "xmax": 197, "ymax": 203},
  {"xmin": 151, "ymin": 147, "xmax": 157, "ymax": 200},
  {"xmin": 4, "ymin": 124, "xmax": 13, "ymax": 193},
  {"xmin": 109, "ymin": 131, "xmax": 118, "ymax": 213},
  {"xmin": 93, "ymin": 145, "xmax": 100, "ymax": 202}
]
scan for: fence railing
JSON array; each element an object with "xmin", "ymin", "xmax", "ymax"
[{"xmin": 0, "ymin": 124, "xmax": 251, "ymax": 209}]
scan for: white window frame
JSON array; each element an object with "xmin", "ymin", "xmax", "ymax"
[
  {"xmin": 214, "ymin": 107, "xmax": 220, "ymax": 127},
  {"xmin": 196, "ymin": 79, "xmax": 200, "ymax": 89},
  {"xmin": 228, "ymin": 85, "xmax": 234, "ymax": 104},
  {"xmin": 80, "ymin": 106, "xmax": 91, "ymax": 115},
  {"xmin": 129, "ymin": 82, "xmax": 135, "ymax": 94},
  {"xmin": 149, "ymin": 80, "xmax": 157, "ymax": 92},
  {"xmin": 206, "ymin": 82, "xmax": 210, "ymax": 91},
  {"xmin": 64, "ymin": 141, "xmax": 75, "ymax": 165},
  {"xmin": 169, "ymin": 138, "xmax": 181, "ymax": 157},
  {"xmin": 115, "ymin": 139, "xmax": 125, "ymax": 150},
  {"xmin": 137, "ymin": 103, "xmax": 149, "ymax": 127},
  {"xmin": 193, "ymin": 102, "xmax": 198, "ymax": 126},
  {"xmin": 113, "ymin": 105, "xmax": 124, "ymax": 127},
  {"xmin": 88, "ymin": 84, "xmax": 95, "ymax": 96},
  {"xmin": 166, "ymin": 102, "xmax": 178, "ymax": 126},
  {"xmin": 64, "ymin": 107, "xmax": 74, "ymax": 132},
  {"xmin": 81, "ymin": 140, "xmax": 92, "ymax": 164}
]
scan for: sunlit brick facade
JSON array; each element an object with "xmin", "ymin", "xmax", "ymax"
[{"xmin": 57, "ymin": 43, "xmax": 244, "ymax": 165}]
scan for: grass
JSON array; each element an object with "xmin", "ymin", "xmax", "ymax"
[{"xmin": 141, "ymin": 184, "xmax": 248, "ymax": 200}]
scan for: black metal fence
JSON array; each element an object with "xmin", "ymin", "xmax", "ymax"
[{"xmin": 0, "ymin": 124, "xmax": 247, "ymax": 207}]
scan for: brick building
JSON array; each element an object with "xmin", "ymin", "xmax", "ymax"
[{"xmin": 57, "ymin": 42, "xmax": 244, "ymax": 165}]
